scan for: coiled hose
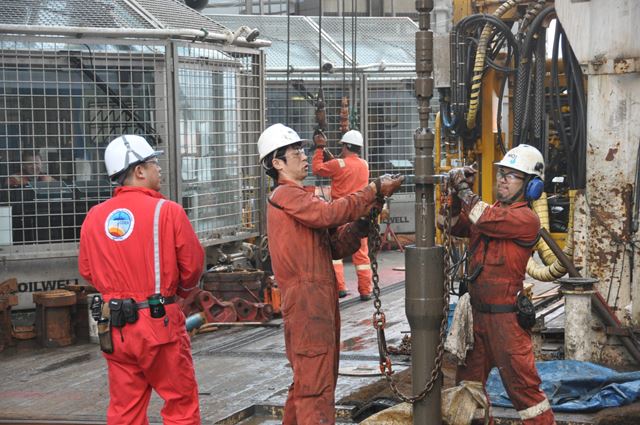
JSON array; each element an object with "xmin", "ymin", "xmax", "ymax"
[
  {"xmin": 526, "ymin": 191, "xmax": 576, "ymax": 281},
  {"xmin": 465, "ymin": 0, "xmax": 524, "ymax": 130}
]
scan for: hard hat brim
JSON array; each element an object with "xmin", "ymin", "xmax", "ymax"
[
  {"xmin": 259, "ymin": 139, "xmax": 310, "ymax": 162},
  {"xmin": 108, "ymin": 150, "xmax": 164, "ymax": 180}
]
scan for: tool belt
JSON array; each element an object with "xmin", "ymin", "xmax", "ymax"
[
  {"xmin": 108, "ymin": 295, "xmax": 176, "ymax": 328},
  {"xmin": 471, "ymin": 293, "xmax": 536, "ymax": 330},
  {"xmin": 471, "ymin": 300, "xmax": 517, "ymax": 314}
]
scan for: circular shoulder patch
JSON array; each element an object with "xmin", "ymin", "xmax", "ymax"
[{"xmin": 104, "ymin": 208, "xmax": 135, "ymax": 241}]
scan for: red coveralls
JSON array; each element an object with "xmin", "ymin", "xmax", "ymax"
[
  {"xmin": 267, "ymin": 180, "xmax": 378, "ymax": 425},
  {"xmin": 312, "ymin": 149, "xmax": 372, "ymax": 296},
  {"xmin": 79, "ymin": 186, "xmax": 204, "ymax": 425},
  {"xmin": 451, "ymin": 201, "xmax": 556, "ymax": 425}
]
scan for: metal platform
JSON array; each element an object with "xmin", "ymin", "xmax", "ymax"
[{"xmin": 0, "ymin": 250, "xmax": 602, "ymax": 424}]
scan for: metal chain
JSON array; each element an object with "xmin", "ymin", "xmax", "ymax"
[{"xmin": 367, "ymin": 187, "xmax": 453, "ymax": 403}]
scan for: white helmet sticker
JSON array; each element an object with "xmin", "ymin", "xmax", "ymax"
[{"xmin": 104, "ymin": 208, "xmax": 135, "ymax": 241}]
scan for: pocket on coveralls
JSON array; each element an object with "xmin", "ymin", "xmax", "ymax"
[
  {"xmin": 285, "ymin": 280, "xmax": 337, "ymax": 396},
  {"xmin": 504, "ymin": 322, "xmax": 540, "ymax": 391},
  {"xmin": 145, "ymin": 308, "xmax": 179, "ymax": 347},
  {"xmin": 484, "ymin": 240, "xmax": 505, "ymax": 265},
  {"xmin": 294, "ymin": 345, "xmax": 331, "ymax": 397}
]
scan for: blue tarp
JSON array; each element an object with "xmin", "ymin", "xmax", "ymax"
[{"xmin": 485, "ymin": 360, "xmax": 640, "ymax": 412}]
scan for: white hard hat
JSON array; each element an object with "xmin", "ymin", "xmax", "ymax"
[
  {"xmin": 104, "ymin": 135, "xmax": 163, "ymax": 179},
  {"xmin": 258, "ymin": 123, "xmax": 306, "ymax": 162},
  {"xmin": 495, "ymin": 144, "xmax": 545, "ymax": 179},
  {"xmin": 340, "ymin": 130, "xmax": 363, "ymax": 147}
]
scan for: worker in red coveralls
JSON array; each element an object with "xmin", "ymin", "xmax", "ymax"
[
  {"xmin": 79, "ymin": 135, "xmax": 204, "ymax": 425},
  {"xmin": 311, "ymin": 130, "xmax": 373, "ymax": 300},
  {"xmin": 259, "ymin": 123, "xmax": 403, "ymax": 425},
  {"xmin": 446, "ymin": 144, "xmax": 556, "ymax": 425}
]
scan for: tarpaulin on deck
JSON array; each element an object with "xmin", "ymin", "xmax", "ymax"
[{"xmin": 486, "ymin": 360, "xmax": 640, "ymax": 412}]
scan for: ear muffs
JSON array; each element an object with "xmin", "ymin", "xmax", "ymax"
[{"xmin": 525, "ymin": 176, "xmax": 544, "ymax": 201}]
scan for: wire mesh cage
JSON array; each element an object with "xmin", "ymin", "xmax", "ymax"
[
  {"xmin": 0, "ymin": 37, "xmax": 171, "ymax": 255},
  {"xmin": 0, "ymin": 3, "xmax": 265, "ymax": 260},
  {"xmin": 176, "ymin": 43, "xmax": 263, "ymax": 245},
  {"xmin": 209, "ymin": 15, "xmax": 435, "ymax": 195}
]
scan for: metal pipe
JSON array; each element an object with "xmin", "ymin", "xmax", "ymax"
[
  {"xmin": 0, "ymin": 24, "xmax": 272, "ymax": 48},
  {"xmin": 407, "ymin": 0, "xmax": 442, "ymax": 423},
  {"xmin": 539, "ymin": 228, "xmax": 579, "ymax": 276},
  {"xmin": 269, "ymin": 63, "xmax": 415, "ymax": 73}
]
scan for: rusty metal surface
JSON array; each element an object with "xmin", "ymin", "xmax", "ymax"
[
  {"xmin": 0, "ymin": 296, "xmax": 15, "ymax": 351},
  {"xmin": 203, "ymin": 270, "xmax": 264, "ymax": 303},
  {"xmin": 179, "ymin": 288, "xmax": 274, "ymax": 325},
  {"xmin": 32, "ymin": 290, "xmax": 77, "ymax": 308},
  {"xmin": 0, "ymin": 278, "xmax": 17, "ymax": 295},
  {"xmin": 231, "ymin": 299, "xmax": 273, "ymax": 323},
  {"xmin": 33, "ymin": 290, "xmax": 76, "ymax": 348}
]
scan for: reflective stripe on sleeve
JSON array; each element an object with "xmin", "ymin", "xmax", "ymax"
[
  {"xmin": 355, "ymin": 264, "xmax": 371, "ymax": 271},
  {"xmin": 337, "ymin": 158, "xmax": 346, "ymax": 168},
  {"xmin": 518, "ymin": 398, "xmax": 551, "ymax": 421},
  {"xmin": 468, "ymin": 201, "xmax": 489, "ymax": 224},
  {"xmin": 332, "ymin": 259, "xmax": 343, "ymax": 265},
  {"xmin": 153, "ymin": 199, "xmax": 166, "ymax": 294}
]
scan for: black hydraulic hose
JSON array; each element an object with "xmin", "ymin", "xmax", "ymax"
[
  {"xmin": 550, "ymin": 25, "xmax": 568, "ymax": 149},
  {"xmin": 563, "ymin": 31, "xmax": 587, "ymax": 188},
  {"xmin": 519, "ymin": 0, "xmax": 546, "ymax": 38},
  {"xmin": 512, "ymin": 60, "xmax": 531, "ymax": 145},
  {"xmin": 450, "ymin": 14, "xmax": 520, "ymax": 134},
  {"xmin": 521, "ymin": 6, "xmax": 556, "ymax": 64},
  {"xmin": 549, "ymin": 21, "xmax": 587, "ymax": 189},
  {"xmin": 495, "ymin": 71, "xmax": 509, "ymax": 154},
  {"xmin": 514, "ymin": 6, "xmax": 556, "ymax": 145},
  {"xmin": 495, "ymin": 38, "xmax": 515, "ymax": 155},
  {"xmin": 533, "ymin": 29, "xmax": 546, "ymax": 149}
]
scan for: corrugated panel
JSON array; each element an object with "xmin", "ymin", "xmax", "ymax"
[
  {"xmin": 0, "ymin": 0, "xmax": 154, "ymax": 28},
  {"xmin": 208, "ymin": 14, "xmax": 348, "ymax": 70},
  {"xmin": 136, "ymin": 0, "xmax": 228, "ymax": 32},
  {"xmin": 309, "ymin": 17, "xmax": 418, "ymax": 66},
  {"xmin": 0, "ymin": 0, "xmax": 228, "ymax": 33}
]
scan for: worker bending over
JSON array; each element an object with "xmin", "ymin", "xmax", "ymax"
[
  {"xmin": 79, "ymin": 135, "xmax": 204, "ymax": 425},
  {"xmin": 446, "ymin": 144, "xmax": 556, "ymax": 425},
  {"xmin": 259, "ymin": 123, "xmax": 403, "ymax": 425},
  {"xmin": 312, "ymin": 130, "xmax": 373, "ymax": 300}
]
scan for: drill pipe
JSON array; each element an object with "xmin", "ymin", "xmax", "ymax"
[{"xmin": 408, "ymin": 0, "xmax": 443, "ymax": 423}]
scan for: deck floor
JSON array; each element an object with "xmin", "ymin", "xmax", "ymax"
[{"xmin": 0, "ymin": 250, "xmax": 599, "ymax": 424}]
